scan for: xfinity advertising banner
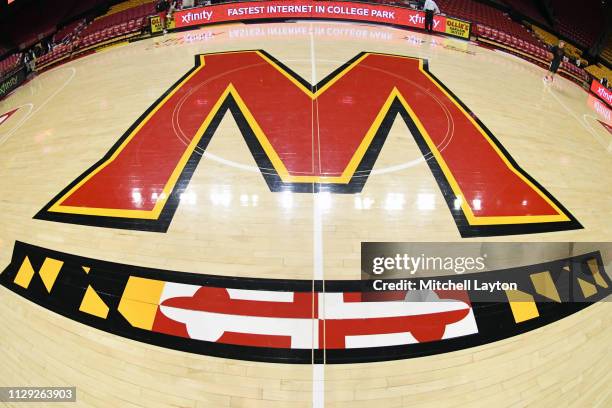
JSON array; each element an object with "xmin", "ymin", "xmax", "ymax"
[
  {"xmin": 591, "ymin": 79, "xmax": 612, "ymax": 107},
  {"xmin": 173, "ymin": 1, "xmax": 471, "ymax": 39},
  {"xmin": 0, "ymin": 66, "xmax": 26, "ymax": 100},
  {"xmin": 587, "ymin": 93, "xmax": 611, "ymax": 125}
]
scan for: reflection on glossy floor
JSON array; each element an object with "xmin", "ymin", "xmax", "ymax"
[
  {"xmin": 0, "ymin": 21, "xmax": 611, "ymax": 407},
  {"xmin": 1, "ymin": 22, "xmax": 611, "ymax": 279}
]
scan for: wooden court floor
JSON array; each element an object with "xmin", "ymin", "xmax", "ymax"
[{"xmin": 0, "ymin": 21, "xmax": 610, "ymax": 407}]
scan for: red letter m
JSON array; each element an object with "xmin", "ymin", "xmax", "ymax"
[{"xmin": 36, "ymin": 51, "xmax": 580, "ymax": 237}]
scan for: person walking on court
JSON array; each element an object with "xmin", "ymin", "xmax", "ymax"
[
  {"xmin": 423, "ymin": 0, "xmax": 440, "ymax": 33},
  {"xmin": 544, "ymin": 41, "xmax": 566, "ymax": 83}
]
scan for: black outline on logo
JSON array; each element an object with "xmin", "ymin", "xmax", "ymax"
[{"xmin": 34, "ymin": 51, "xmax": 582, "ymax": 237}]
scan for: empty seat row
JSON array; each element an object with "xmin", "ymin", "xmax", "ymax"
[
  {"xmin": 476, "ymin": 25, "xmax": 547, "ymax": 57},
  {"xmin": 53, "ymin": 19, "xmax": 86, "ymax": 44},
  {"xmin": 586, "ymin": 65, "xmax": 612, "ymax": 82},
  {"xmin": 36, "ymin": 43, "xmax": 73, "ymax": 67},
  {"xmin": 78, "ymin": 19, "xmax": 145, "ymax": 49},
  {"xmin": 76, "ymin": 2, "xmax": 156, "ymax": 50},
  {"xmin": 31, "ymin": 1, "xmax": 156, "ymax": 68},
  {"xmin": 437, "ymin": 0, "xmax": 543, "ymax": 47}
]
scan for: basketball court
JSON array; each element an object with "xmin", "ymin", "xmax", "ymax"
[{"xmin": 0, "ymin": 19, "xmax": 611, "ymax": 407}]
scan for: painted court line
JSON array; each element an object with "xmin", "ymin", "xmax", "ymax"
[
  {"xmin": 0, "ymin": 67, "xmax": 76, "ymax": 148},
  {"xmin": 310, "ymin": 24, "xmax": 325, "ymax": 408}
]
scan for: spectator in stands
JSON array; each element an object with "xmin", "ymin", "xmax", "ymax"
[
  {"xmin": 544, "ymin": 41, "xmax": 566, "ymax": 83},
  {"xmin": 24, "ymin": 49, "xmax": 37, "ymax": 74},
  {"xmin": 423, "ymin": 0, "xmax": 440, "ymax": 33},
  {"xmin": 168, "ymin": 1, "xmax": 177, "ymax": 19},
  {"xmin": 157, "ymin": 0, "xmax": 170, "ymax": 34},
  {"xmin": 163, "ymin": 1, "xmax": 177, "ymax": 34},
  {"xmin": 33, "ymin": 44, "xmax": 44, "ymax": 58},
  {"xmin": 602, "ymin": 77, "xmax": 608, "ymax": 88}
]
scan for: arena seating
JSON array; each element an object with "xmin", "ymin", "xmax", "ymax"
[
  {"xmin": 76, "ymin": 2, "xmax": 157, "ymax": 51},
  {"xmin": 476, "ymin": 24, "xmax": 547, "ymax": 57},
  {"xmin": 0, "ymin": 0, "xmax": 105, "ymax": 51},
  {"xmin": 6, "ymin": 9, "xmax": 62, "ymax": 50},
  {"xmin": 586, "ymin": 64, "xmax": 612, "ymax": 82},
  {"xmin": 550, "ymin": 0, "xmax": 604, "ymax": 48},
  {"xmin": 438, "ymin": 0, "xmax": 589, "ymax": 85},
  {"xmin": 531, "ymin": 25, "xmax": 586, "ymax": 65},
  {"xmin": 37, "ymin": 43, "xmax": 74, "ymax": 69},
  {"xmin": 3, "ymin": 0, "xmax": 99, "ymax": 50},
  {"xmin": 531, "ymin": 25, "xmax": 558, "ymax": 46},
  {"xmin": 0, "ymin": 53, "xmax": 22, "ymax": 78},
  {"xmin": 96, "ymin": 0, "xmax": 156, "ymax": 20},
  {"xmin": 62, "ymin": 0, "xmax": 109, "ymax": 21},
  {"xmin": 0, "ymin": 47, "xmax": 9, "ymax": 60},
  {"xmin": 0, "ymin": 0, "xmax": 595, "ymax": 88},
  {"xmin": 437, "ymin": 0, "xmax": 542, "ymax": 46},
  {"xmin": 601, "ymin": 37, "xmax": 612, "ymax": 67},
  {"xmin": 53, "ymin": 19, "xmax": 86, "ymax": 44},
  {"xmin": 501, "ymin": 0, "xmax": 547, "ymax": 26},
  {"xmin": 35, "ymin": 20, "xmax": 87, "ymax": 69},
  {"xmin": 560, "ymin": 60, "xmax": 590, "ymax": 83}
]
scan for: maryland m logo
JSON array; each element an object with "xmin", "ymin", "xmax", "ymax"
[{"xmin": 35, "ymin": 51, "xmax": 581, "ymax": 236}]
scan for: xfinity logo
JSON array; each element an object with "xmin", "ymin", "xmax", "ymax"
[
  {"xmin": 181, "ymin": 10, "xmax": 213, "ymax": 23},
  {"xmin": 597, "ymin": 86, "xmax": 612, "ymax": 104},
  {"xmin": 408, "ymin": 13, "xmax": 439, "ymax": 28}
]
